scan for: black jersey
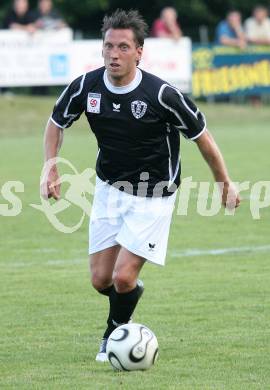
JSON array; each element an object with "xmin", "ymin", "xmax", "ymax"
[{"xmin": 51, "ymin": 66, "xmax": 206, "ymax": 197}]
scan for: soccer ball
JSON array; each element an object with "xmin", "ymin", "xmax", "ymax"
[{"xmin": 106, "ymin": 323, "xmax": 158, "ymax": 371}]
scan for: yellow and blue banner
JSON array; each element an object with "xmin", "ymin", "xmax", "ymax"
[{"xmin": 192, "ymin": 45, "xmax": 270, "ymax": 97}]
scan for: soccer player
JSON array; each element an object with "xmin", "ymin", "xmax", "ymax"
[{"xmin": 41, "ymin": 9, "xmax": 240, "ymax": 362}]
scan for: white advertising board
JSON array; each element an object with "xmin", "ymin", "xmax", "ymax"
[{"xmin": 0, "ymin": 31, "xmax": 191, "ymax": 92}]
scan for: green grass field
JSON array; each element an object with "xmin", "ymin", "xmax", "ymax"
[{"xmin": 0, "ymin": 96, "xmax": 270, "ymax": 389}]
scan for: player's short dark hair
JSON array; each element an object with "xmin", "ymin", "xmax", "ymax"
[{"xmin": 101, "ymin": 9, "xmax": 148, "ymax": 47}]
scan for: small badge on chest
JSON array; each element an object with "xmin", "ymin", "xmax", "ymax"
[{"xmin": 87, "ymin": 93, "xmax": 101, "ymax": 113}]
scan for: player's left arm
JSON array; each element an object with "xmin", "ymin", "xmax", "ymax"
[
  {"xmin": 159, "ymin": 85, "xmax": 240, "ymax": 209},
  {"xmin": 195, "ymin": 129, "xmax": 240, "ymax": 209}
]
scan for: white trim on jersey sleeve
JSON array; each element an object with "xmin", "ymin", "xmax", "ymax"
[
  {"xmin": 158, "ymin": 84, "xmax": 188, "ymax": 130},
  {"xmin": 55, "ymin": 85, "xmax": 69, "ymax": 106},
  {"xmin": 103, "ymin": 68, "xmax": 142, "ymax": 94},
  {"xmin": 166, "ymin": 134, "xmax": 173, "ymax": 182},
  {"xmin": 62, "ymin": 73, "xmax": 86, "ymax": 127},
  {"xmin": 169, "ymin": 85, "xmax": 200, "ymax": 119},
  {"xmin": 189, "ymin": 124, "xmax": 207, "ymax": 141},
  {"xmin": 158, "ymin": 83, "xmax": 207, "ymax": 141},
  {"xmin": 51, "ymin": 73, "xmax": 86, "ymax": 129},
  {"xmin": 49, "ymin": 116, "xmax": 65, "ymax": 129},
  {"xmin": 166, "ymin": 133, "xmax": 180, "ymax": 186}
]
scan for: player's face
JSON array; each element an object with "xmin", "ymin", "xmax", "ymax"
[{"xmin": 102, "ymin": 28, "xmax": 143, "ymax": 86}]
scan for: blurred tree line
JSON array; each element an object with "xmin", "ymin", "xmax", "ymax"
[{"xmin": 1, "ymin": 0, "xmax": 269, "ymax": 40}]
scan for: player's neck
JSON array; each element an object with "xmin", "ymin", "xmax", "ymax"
[
  {"xmin": 104, "ymin": 68, "xmax": 142, "ymax": 94},
  {"xmin": 107, "ymin": 69, "xmax": 137, "ymax": 87}
]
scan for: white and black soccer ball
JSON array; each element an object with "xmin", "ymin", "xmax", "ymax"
[{"xmin": 106, "ymin": 323, "xmax": 158, "ymax": 371}]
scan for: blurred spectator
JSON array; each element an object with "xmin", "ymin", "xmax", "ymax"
[
  {"xmin": 244, "ymin": 5, "xmax": 270, "ymax": 45},
  {"xmin": 215, "ymin": 10, "xmax": 246, "ymax": 49},
  {"xmin": 151, "ymin": 7, "xmax": 182, "ymax": 40},
  {"xmin": 3, "ymin": 0, "xmax": 36, "ymax": 33},
  {"xmin": 33, "ymin": 0, "xmax": 67, "ymax": 31}
]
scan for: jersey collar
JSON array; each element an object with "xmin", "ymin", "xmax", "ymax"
[{"xmin": 103, "ymin": 68, "xmax": 142, "ymax": 94}]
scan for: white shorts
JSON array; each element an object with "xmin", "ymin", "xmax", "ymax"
[{"xmin": 89, "ymin": 177, "xmax": 177, "ymax": 266}]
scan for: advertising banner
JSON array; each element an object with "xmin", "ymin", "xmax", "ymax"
[
  {"xmin": 192, "ymin": 45, "xmax": 270, "ymax": 97},
  {"xmin": 0, "ymin": 32, "xmax": 192, "ymax": 92}
]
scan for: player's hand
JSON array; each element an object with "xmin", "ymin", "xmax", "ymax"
[
  {"xmin": 40, "ymin": 164, "xmax": 61, "ymax": 200},
  {"xmin": 221, "ymin": 181, "xmax": 240, "ymax": 209}
]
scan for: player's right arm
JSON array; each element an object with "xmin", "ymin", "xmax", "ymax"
[
  {"xmin": 40, "ymin": 74, "xmax": 86, "ymax": 200},
  {"xmin": 40, "ymin": 120, "xmax": 64, "ymax": 200}
]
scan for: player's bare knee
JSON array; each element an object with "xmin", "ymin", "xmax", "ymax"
[
  {"xmin": 91, "ymin": 272, "xmax": 111, "ymax": 291},
  {"xmin": 112, "ymin": 270, "xmax": 134, "ymax": 293}
]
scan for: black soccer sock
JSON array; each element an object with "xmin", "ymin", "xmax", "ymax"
[
  {"xmin": 98, "ymin": 285, "xmax": 114, "ymax": 297},
  {"xmin": 103, "ymin": 285, "xmax": 141, "ymax": 339}
]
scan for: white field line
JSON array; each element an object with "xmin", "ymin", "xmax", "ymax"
[
  {"xmin": 1, "ymin": 245, "xmax": 270, "ymax": 268},
  {"xmin": 0, "ymin": 258, "xmax": 85, "ymax": 268},
  {"xmin": 187, "ymin": 194, "xmax": 270, "ymax": 201},
  {"xmin": 13, "ymin": 248, "xmax": 86, "ymax": 254},
  {"xmin": 170, "ymin": 245, "xmax": 270, "ymax": 258}
]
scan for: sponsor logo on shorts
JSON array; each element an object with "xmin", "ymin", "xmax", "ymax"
[
  {"xmin": 131, "ymin": 100, "xmax": 147, "ymax": 119},
  {"xmin": 87, "ymin": 93, "xmax": 101, "ymax": 113}
]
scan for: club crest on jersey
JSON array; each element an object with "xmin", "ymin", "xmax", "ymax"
[
  {"xmin": 87, "ymin": 93, "xmax": 101, "ymax": 113},
  {"xmin": 131, "ymin": 100, "xmax": 147, "ymax": 119}
]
